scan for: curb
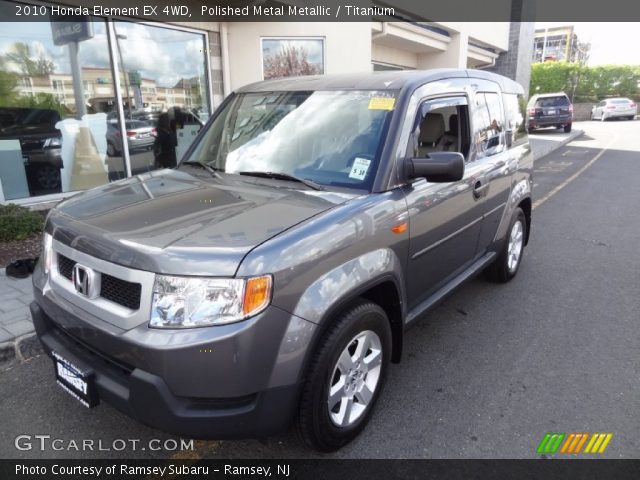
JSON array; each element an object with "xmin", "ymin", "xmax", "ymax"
[
  {"xmin": 0, "ymin": 333, "xmax": 42, "ymax": 370},
  {"xmin": 532, "ymin": 129, "xmax": 584, "ymax": 161}
]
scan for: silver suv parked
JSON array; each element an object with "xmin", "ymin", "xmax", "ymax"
[{"xmin": 32, "ymin": 69, "xmax": 533, "ymax": 452}]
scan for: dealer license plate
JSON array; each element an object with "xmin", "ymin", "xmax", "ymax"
[{"xmin": 53, "ymin": 351, "xmax": 99, "ymax": 408}]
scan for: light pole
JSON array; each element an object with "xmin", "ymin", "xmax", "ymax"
[{"xmin": 115, "ymin": 32, "xmax": 131, "ymax": 119}]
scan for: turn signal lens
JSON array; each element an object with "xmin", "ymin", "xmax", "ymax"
[
  {"xmin": 243, "ymin": 275, "xmax": 272, "ymax": 317},
  {"xmin": 391, "ymin": 222, "xmax": 408, "ymax": 234}
]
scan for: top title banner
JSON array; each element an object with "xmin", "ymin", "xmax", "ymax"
[{"xmin": 3, "ymin": 0, "xmax": 640, "ymax": 22}]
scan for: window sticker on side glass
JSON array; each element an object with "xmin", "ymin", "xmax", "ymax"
[
  {"xmin": 368, "ymin": 97, "xmax": 395, "ymax": 110},
  {"xmin": 349, "ymin": 157, "xmax": 371, "ymax": 180}
]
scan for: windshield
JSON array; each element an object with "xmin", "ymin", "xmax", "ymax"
[
  {"xmin": 184, "ymin": 90, "xmax": 396, "ymax": 191},
  {"xmin": 534, "ymin": 96, "xmax": 570, "ymax": 108}
]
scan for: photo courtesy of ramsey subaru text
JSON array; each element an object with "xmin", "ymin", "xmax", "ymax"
[{"xmin": 32, "ymin": 69, "xmax": 533, "ymax": 452}]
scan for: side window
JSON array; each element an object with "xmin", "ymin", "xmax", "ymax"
[
  {"xmin": 503, "ymin": 93, "xmax": 526, "ymax": 147},
  {"xmin": 473, "ymin": 92, "xmax": 504, "ymax": 158},
  {"xmin": 412, "ymin": 98, "xmax": 471, "ymax": 161}
]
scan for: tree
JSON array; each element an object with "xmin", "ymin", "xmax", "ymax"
[
  {"xmin": 263, "ymin": 45, "xmax": 321, "ymax": 79},
  {"xmin": 0, "ymin": 55, "xmax": 18, "ymax": 106},
  {"xmin": 0, "ymin": 71, "xmax": 18, "ymax": 106},
  {"xmin": 530, "ymin": 62, "xmax": 640, "ymax": 102},
  {"xmin": 4, "ymin": 42, "xmax": 55, "ymax": 76}
]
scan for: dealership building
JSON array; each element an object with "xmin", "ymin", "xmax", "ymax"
[{"xmin": 0, "ymin": 0, "xmax": 532, "ymax": 205}]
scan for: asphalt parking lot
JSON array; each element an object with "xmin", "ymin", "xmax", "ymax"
[{"xmin": 1, "ymin": 119, "xmax": 639, "ymax": 459}]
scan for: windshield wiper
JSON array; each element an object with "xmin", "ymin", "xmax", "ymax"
[
  {"xmin": 238, "ymin": 171, "xmax": 325, "ymax": 191},
  {"xmin": 180, "ymin": 161, "xmax": 223, "ymax": 178}
]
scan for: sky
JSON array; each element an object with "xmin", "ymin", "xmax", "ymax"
[
  {"xmin": 0, "ymin": 19, "xmax": 206, "ymax": 87},
  {"xmin": 535, "ymin": 22, "xmax": 640, "ymax": 66}
]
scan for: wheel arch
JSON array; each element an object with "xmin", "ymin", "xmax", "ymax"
[
  {"xmin": 518, "ymin": 196, "xmax": 532, "ymax": 245},
  {"xmin": 297, "ymin": 275, "xmax": 405, "ymax": 387}
]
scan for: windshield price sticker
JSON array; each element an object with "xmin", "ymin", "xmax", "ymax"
[
  {"xmin": 349, "ymin": 157, "xmax": 371, "ymax": 180},
  {"xmin": 368, "ymin": 97, "xmax": 395, "ymax": 110}
]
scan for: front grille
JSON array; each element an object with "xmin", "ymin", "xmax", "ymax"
[
  {"xmin": 57, "ymin": 254, "xmax": 75, "ymax": 280},
  {"xmin": 57, "ymin": 253, "xmax": 142, "ymax": 310},
  {"xmin": 100, "ymin": 274, "xmax": 141, "ymax": 310}
]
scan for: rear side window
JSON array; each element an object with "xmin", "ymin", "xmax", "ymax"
[
  {"xmin": 503, "ymin": 93, "xmax": 526, "ymax": 147},
  {"xmin": 535, "ymin": 96, "xmax": 570, "ymax": 108},
  {"xmin": 611, "ymin": 99, "xmax": 632, "ymax": 104},
  {"xmin": 473, "ymin": 92, "xmax": 504, "ymax": 158}
]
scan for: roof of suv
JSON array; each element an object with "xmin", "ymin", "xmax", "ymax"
[
  {"xmin": 237, "ymin": 69, "xmax": 524, "ymax": 95},
  {"xmin": 532, "ymin": 92, "xmax": 569, "ymax": 99}
]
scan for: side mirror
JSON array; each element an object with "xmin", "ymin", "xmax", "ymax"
[{"xmin": 405, "ymin": 152, "xmax": 465, "ymax": 183}]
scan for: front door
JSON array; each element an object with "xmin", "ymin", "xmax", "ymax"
[{"xmin": 403, "ymin": 95, "xmax": 484, "ymax": 310}]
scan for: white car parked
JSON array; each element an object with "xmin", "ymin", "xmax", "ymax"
[{"xmin": 591, "ymin": 98, "xmax": 637, "ymax": 121}]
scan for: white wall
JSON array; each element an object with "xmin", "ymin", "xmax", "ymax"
[
  {"xmin": 371, "ymin": 43, "xmax": 418, "ymax": 69},
  {"xmin": 225, "ymin": 22, "xmax": 372, "ymax": 91},
  {"xmin": 437, "ymin": 22, "xmax": 510, "ymax": 51}
]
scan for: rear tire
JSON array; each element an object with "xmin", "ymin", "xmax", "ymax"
[
  {"xmin": 106, "ymin": 141, "xmax": 119, "ymax": 157},
  {"xmin": 563, "ymin": 123, "xmax": 572, "ymax": 133},
  {"xmin": 485, "ymin": 207, "xmax": 527, "ymax": 283},
  {"xmin": 296, "ymin": 300, "xmax": 391, "ymax": 452}
]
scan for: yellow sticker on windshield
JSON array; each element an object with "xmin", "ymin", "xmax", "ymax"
[{"xmin": 368, "ymin": 97, "xmax": 395, "ymax": 110}]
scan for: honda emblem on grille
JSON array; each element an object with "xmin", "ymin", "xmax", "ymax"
[{"xmin": 72, "ymin": 264, "xmax": 99, "ymax": 299}]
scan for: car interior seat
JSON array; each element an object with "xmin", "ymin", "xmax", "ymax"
[{"xmin": 418, "ymin": 113, "xmax": 445, "ymax": 156}]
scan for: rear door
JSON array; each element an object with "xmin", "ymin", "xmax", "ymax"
[{"xmin": 467, "ymin": 82, "xmax": 513, "ymax": 255}]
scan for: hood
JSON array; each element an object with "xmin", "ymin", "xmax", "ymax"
[{"xmin": 49, "ymin": 169, "xmax": 356, "ymax": 276}]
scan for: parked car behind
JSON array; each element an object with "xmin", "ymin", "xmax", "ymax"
[
  {"xmin": 106, "ymin": 119, "xmax": 156, "ymax": 157},
  {"xmin": 591, "ymin": 98, "xmax": 637, "ymax": 121},
  {"xmin": 0, "ymin": 107, "xmax": 63, "ymax": 192},
  {"xmin": 526, "ymin": 92, "xmax": 573, "ymax": 133}
]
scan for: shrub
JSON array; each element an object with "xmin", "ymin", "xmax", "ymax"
[{"xmin": 0, "ymin": 204, "xmax": 43, "ymax": 242}]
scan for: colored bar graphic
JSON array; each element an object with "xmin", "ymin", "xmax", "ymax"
[
  {"xmin": 584, "ymin": 433, "xmax": 613, "ymax": 454},
  {"xmin": 574, "ymin": 433, "xmax": 589, "ymax": 453},
  {"xmin": 537, "ymin": 433, "xmax": 565, "ymax": 454},
  {"xmin": 540, "ymin": 432, "xmax": 613, "ymax": 455}
]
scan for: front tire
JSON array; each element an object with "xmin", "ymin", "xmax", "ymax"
[
  {"xmin": 297, "ymin": 300, "xmax": 391, "ymax": 452},
  {"xmin": 485, "ymin": 207, "xmax": 527, "ymax": 283},
  {"xmin": 35, "ymin": 164, "xmax": 61, "ymax": 190},
  {"xmin": 564, "ymin": 123, "xmax": 572, "ymax": 133}
]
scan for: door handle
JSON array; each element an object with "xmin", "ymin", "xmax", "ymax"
[{"xmin": 473, "ymin": 180, "xmax": 490, "ymax": 199}]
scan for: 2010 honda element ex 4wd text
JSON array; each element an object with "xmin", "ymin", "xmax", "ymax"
[{"xmin": 32, "ymin": 69, "xmax": 533, "ymax": 452}]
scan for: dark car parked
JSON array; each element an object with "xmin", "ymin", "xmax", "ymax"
[
  {"xmin": 32, "ymin": 69, "xmax": 533, "ymax": 452},
  {"xmin": 526, "ymin": 92, "xmax": 573, "ymax": 133},
  {"xmin": 0, "ymin": 107, "xmax": 63, "ymax": 191}
]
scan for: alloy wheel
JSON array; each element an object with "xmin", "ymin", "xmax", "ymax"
[{"xmin": 327, "ymin": 330, "xmax": 383, "ymax": 428}]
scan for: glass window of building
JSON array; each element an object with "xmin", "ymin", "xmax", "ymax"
[
  {"xmin": 0, "ymin": 1, "xmax": 211, "ymax": 202},
  {"xmin": 0, "ymin": 2, "xmax": 126, "ymax": 200},
  {"xmin": 112, "ymin": 21, "xmax": 210, "ymax": 174}
]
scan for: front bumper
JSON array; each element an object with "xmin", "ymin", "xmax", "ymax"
[{"xmin": 31, "ymin": 301, "xmax": 302, "ymax": 439}]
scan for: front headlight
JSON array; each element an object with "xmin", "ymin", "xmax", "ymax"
[
  {"xmin": 43, "ymin": 137, "xmax": 62, "ymax": 149},
  {"xmin": 42, "ymin": 232, "xmax": 53, "ymax": 274},
  {"xmin": 150, "ymin": 275, "xmax": 272, "ymax": 328}
]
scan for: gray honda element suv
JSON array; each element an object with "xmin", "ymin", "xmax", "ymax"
[{"xmin": 32, "ymin": 69, "xmax": 533, "ymax": 452}]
